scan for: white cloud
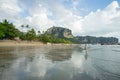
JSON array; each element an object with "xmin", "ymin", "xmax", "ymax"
[
  {"xmin": 37, "ymin": 1, "xmax": 84, "ymax": 34},
  {"xmin": 12, "ymin": 1, "xmax": 55, "ymax": 32},
  {"xmin": 0, "ymin": 0, "xmax": 22, "ymax": 20},
  {"xmin": 80, "ymin": 1, "xmax": 120, "ymax": 39},
  {"xmin": 25, "ymin": 4, "xmax": 55, "ymax": 31},
  {"xmin": 0, "ymin": 0, "xmax": 120, "ymax": 39},
  {"xmin": 18, "ymin": 0, "xmax": 83, "ymax": 33},
  {"xmin": 72, "ymin": 0, "xmax": 79, "ymax": 10}
]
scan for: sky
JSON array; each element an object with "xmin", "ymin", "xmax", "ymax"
[{"xmin": 0, "ymin": 0, "xmax": 120, "ymax": 40}]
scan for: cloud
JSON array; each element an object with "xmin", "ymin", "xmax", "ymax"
[
  {"xmin": 80, "ymin": 1, "xmax": 120, "ymax": 39},
  {"xmin": 0, "ymin": 0, "xmax": 22, "ymax": 20},
  {"xmin": 15, "ymin": 0, "xmax": 83, "ymax": 33},
  {"xmin": 12, "ymin": 0, "xmax": 55, "ymax": 32},
  {"xmin": 24, "ymin": 4, "xmax": 55, "ymax": 31},
  {"xmin": 72, "ymin": 0, "xmax": 79, "ymax": 10},
  {"xmin": 0, "ymin": 0, "xmax": 120, "ymax": 39}
]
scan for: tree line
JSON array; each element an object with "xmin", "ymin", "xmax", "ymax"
[
  {"xmin": 0, "ymin": 19, "xmax": 72, "ymax": 43},
  {"xmin": 0, "ymin": 19, "xmax": 118, "ymax": 44}
]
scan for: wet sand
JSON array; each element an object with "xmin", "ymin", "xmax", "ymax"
[
  {"xmin": 0, "ymin": 40, "xmax": 76, "ymax": 47},
  {"xmin": 0, "ymin": 40, "xmax": 44, "ymax": 47}
]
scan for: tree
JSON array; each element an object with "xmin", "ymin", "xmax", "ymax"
[
  {"xmin": 26, "ymin": 28, "xmax": 36, "ymax": 41},
  {"xmin": 21, "ymin": 24, "xmax": 30, "ymax": 32},
  {"xmin": 38, "ymin": 31, "xmax": 41, "ymax": 35},
  {"xmin": 21, "ymin": 25, "xmax": 24, "ymax": 32},
  {"xmin": 19, "ymin": 32, "xmax": 27, "ymax": 40},
  {"xmin": 0, "ymin": 24, "xmax": 6, "ymax": 39},
  {"xmin": 26, "ymin": 24, "xmax": 29, "ymax": 28},
  {"xmin": 26, "ymin": 24, "xmax": 30, "ymax": 32},
  {"xmin": 0, "ymin": 19, "xmax": 20, "ymax": 39},
  {"xmin": 3, "ymin": 19, "xmax": 9, "ymax": 25}
]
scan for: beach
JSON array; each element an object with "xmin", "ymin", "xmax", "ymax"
[
  {"xmin": 0, "ymin": 40, "xmax": 76, "ymax": 47},
  {"xmin": 0, "ymin": 40, "xmax": 44, "ymax": 47}
]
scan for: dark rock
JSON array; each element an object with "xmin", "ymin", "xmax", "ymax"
[
  {"xmin": 76, "ymin": 36, "xmax": 119, "ymax": 44},
  {"xmin": 45, "ymin": 27, "xmax": 73, "ymax": 38}
]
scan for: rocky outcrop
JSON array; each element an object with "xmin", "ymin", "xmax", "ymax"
[
  {"xmin": 45, "ymin": 27, "xmax": 73, "ymax": 38},
  {"xmin": 76, "ymin": 36, "xmax": 119, "ymax": 44}
]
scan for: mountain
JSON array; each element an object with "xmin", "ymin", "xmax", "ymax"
[
  {"xmin": 45, "ymin": 26, "xmax": 73, "ymax": 38},
  {"xmin": 44, "ymin": 26, "xmax": 119, "ymax": 44},
  {"xmin": 76, "ymin": 36, "xmax": 119, "ymax": 44}
]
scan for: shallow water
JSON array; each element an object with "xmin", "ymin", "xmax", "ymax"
[{"xmin": 0, "ymin": 45, "xmax": 120, "ymax": 80}]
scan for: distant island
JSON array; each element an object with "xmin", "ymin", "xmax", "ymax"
[
  {"xmin": 0, "ymin": 19, "xmax": 119, "ymax": 45},
  {"xmin": 76, "ymin": 36, "xmax": 118, "ymax": 45}
]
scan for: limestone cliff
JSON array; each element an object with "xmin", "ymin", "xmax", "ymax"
[{"xmin": 45, "ymin": 27, "xmax": 73, "ymax": 38}]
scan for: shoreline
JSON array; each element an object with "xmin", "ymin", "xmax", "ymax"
[
  {"xmin": 0, "ymin": 40, "xmax": 44, "ymax": 47},
  {"xmin": 0, "ymin": 40, "xmax": 78, "ymax": 47}
]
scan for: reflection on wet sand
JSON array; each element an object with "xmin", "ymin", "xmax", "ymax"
[
  {"xmin": 45, "ymin": 48, "xmax": 74, "ymax": 61},
  {"xmin": 0, "ymin": 45, "xmax": 120, "ymax": 80}
]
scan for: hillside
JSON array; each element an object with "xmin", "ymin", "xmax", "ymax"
[
  {"xmin": 76, "ymin": 36, "xmax": 119, "ymax": 44},
  {"xmin": 45, "ymin": 27, "xmax": 73, "ymax": 38},
  {"xmin": 44, "ymin": 27, "xmax": 119, "ymax": 44}
]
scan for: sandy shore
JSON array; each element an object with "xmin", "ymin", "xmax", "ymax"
[
  {"xmin": 0, "ymin": 40, "xmax": 77, "ymax": 47},
  {"xmin": 0, "ymin": 40, "xmax": 45, "ymax": 47}
]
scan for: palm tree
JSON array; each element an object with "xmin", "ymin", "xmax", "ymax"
[
  {"xmin": 26, "ymin": 24, "xmax": 29, "ymax": 28},
  {"xmin": 26, "ymin": 24, "xmax": 30, "ymax": 32},
  {"xmin": 21, "ymin": 24, "xmax": 30, "ymax": 32},
  {"xmin": 21, "ymin": 25, "xmax": 24, "ymax": 32},
  {"xmin": 38, "ymin": 31, "xmax": 41, "ymax": 35},
  {"xmin": 3, "ymin": 19, "xmax": 9, "ymax": 25}
]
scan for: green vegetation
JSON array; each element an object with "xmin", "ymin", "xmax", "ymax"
[
  {"xmin": 37, "ymin": 34, "xmax": 72, "ymax": 43},
  {"xmin": 0, "ymin": 19, "xmax": 72, "ymax": 43},
  {"xmin": 26, "ymin": 28, "xmax": 36, "ymax": 41},
  {"xmin": 0, "ymin": 19, "xmax": 20, "ymax": 39},
  {"xmin": 0, "ymin": 19, "xmax": 118, "ymax": 44}
]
